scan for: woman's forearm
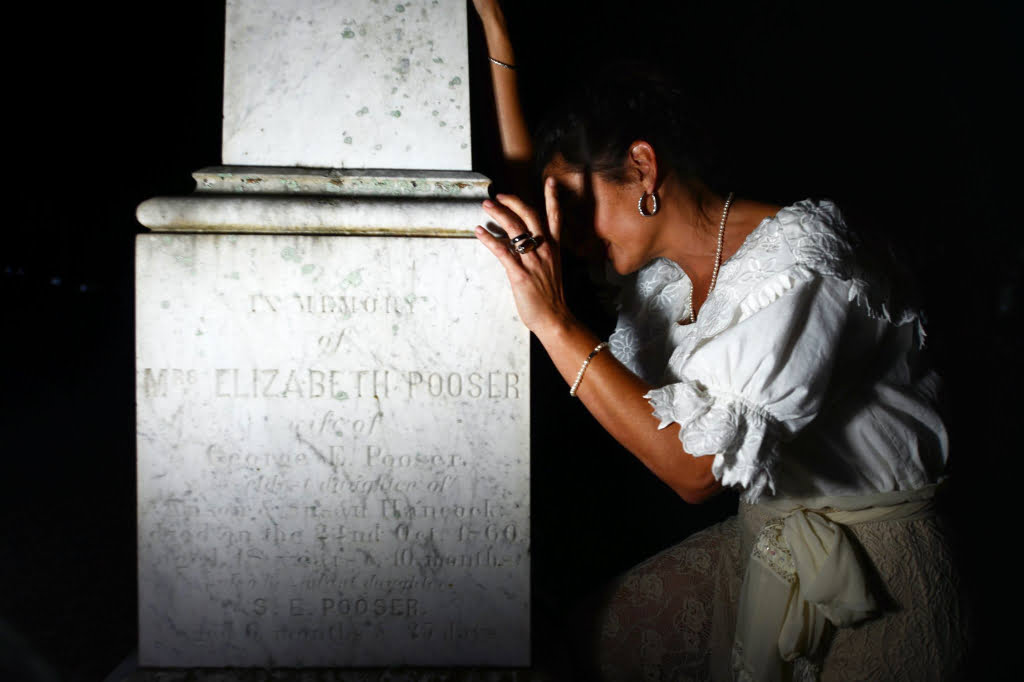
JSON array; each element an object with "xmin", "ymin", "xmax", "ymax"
[
  {"xmin": 477, "ymin": 7, "xmax": 533, "ymax": 163},
  {"xmin": 534, "ymin": 316, "xmax": 721, "ymax": 504},
  {"xmin": 476, "ymin": 188, "xmax": 717, "ymax": 503}
]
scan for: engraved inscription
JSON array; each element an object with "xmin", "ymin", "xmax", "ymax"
[
  {"xmin": 137, "ymin": 235, "xmax": 529, "ymax": 666},
  {"xmin": 138, "ymin": 367, "xmax": 522, "ymax": 400},
  {"xmin": 208, "ymin": 368, "xmax": 522, "ymax": 400},
  {"xmin": 249, "ymin": 293, "xmax": 418, "ymax": 316}
]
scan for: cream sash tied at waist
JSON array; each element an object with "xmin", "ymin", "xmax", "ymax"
[{"xmin": 731, "ymin": 484, "xmax": 939, "ymax": 682}]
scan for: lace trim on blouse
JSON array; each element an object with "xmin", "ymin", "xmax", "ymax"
[
  {"xmin": 674, "ymin": 199, "xmax": 925, "ymax": 369},
  {"xmin": 774, "ymin": 199, "xmax": 925, "ymax": 343},
  {"xmin": 616, "ymin": 200, "xmax": 926, "ymax": 502},
  {"xmin": 611, "ymin": 201, "xmax": 924, "ymax": 376}
]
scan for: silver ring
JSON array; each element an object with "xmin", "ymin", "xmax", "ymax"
[{"xmin": 510, "ymin": 233, "xmax": 539, "ymax": 254}]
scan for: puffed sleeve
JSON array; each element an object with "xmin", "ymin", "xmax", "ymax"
[{"xmin": 645, "ymin": 273, "xmax": 860, "ymax": 502}]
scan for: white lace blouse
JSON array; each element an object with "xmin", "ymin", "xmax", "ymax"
[{"xmin": 608, "ymin": 200, "xmax": 948, "ymax": 503}]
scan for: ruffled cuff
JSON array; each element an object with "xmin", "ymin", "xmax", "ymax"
[{"xmin": 645, "ymin": 379, "xmax": 781, "ymax": 503}]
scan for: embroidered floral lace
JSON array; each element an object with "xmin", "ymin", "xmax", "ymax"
[{"xmin": 608, "ymin": 200, "xmax": 943, "ymax": 504}]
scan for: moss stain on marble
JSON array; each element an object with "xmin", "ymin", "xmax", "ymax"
[{"xmin": 342, "ymin": 270, "xmax": 364, "ymax": 288}]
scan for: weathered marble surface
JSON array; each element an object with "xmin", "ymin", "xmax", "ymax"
[
  {"xmin": 136, "ymin": 234, "xmax": 529, "ymax": 667},
  {"xmin": 192, "ymin": 168, "xmax": 489, "ymax": 198},
  {"xmin": 136, "ymin": 168, "xmax": 496, "ymax": 236},
  {"xmin": 223, "ymin": 0, "xmax": 471, "ymax": 170},
  {"xmin": 135, "ymin": 194, "xmax": 494, "ymax": 236}
]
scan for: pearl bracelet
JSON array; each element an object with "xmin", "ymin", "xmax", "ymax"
[{"xmin": 569, "ymin": 342, "xmax": 608, "ymax": 397}]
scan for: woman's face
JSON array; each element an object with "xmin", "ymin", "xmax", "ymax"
[{"xmin": 543, "ymin": 155, "xmax": 654, "ymax": 276}]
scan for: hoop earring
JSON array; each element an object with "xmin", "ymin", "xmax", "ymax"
[{"xmin": 638, "ymin": 191, "xmax": 659, "ymax": 217}]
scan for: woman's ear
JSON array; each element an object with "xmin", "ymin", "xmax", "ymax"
[{"xmin": 628, "ymin": 141, "xmax": 659, "ymax": 193}]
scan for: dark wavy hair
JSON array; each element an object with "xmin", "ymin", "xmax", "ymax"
[{"xmin": 535, "ymin": 62, "xmax": 717, "ymax": 195}]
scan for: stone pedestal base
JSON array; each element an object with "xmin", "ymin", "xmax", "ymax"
[{"xmin": 136, "ymin": 169, "xmax": 529, "ymax": 668}]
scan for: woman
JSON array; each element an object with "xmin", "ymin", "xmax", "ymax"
[{"xmin": 471, "ymin": 2, "xmax": 965, "ymax": 680}]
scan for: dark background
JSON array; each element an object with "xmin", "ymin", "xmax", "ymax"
[{"xmin": 3, "ymin": 1, "xmax": 1018, "ymax": 679}]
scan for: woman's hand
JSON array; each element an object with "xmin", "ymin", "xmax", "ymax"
[
  {"xmin": 475, "ymin": 178, "xmax": 571, "ymax": 336},
  {"xmin": 478, "ymin": 181, "xmax": 721, "ymax": 504}
]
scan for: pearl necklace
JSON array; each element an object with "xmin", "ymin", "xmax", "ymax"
[{"xmin": 687, "ymin": 192, "xmax": 735, "ymax": 325}]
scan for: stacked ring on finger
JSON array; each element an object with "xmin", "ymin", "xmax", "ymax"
[{"xmin": 510, "ymin": 232, "xmax": 539, "ymax": 254}]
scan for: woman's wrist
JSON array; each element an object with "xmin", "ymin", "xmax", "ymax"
[
  {"xmin": 484, "ymin": 36, "xmax": 514, "ymax": 65},
  {"xmin": 478, "ymin": 10, "xmax": 514, "ymax": 63},
  {"xmin": 532, "ymin": 310, "xmax": 586, "ymax": 349}
]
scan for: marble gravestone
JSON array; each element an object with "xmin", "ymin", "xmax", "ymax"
[
  {"xmin": 135, "ymin": 0, "xmax": 530, "ymax": 669},
  {"xmin": 222, "ymin": 0, "xmax": 472, "ymax": 170}
]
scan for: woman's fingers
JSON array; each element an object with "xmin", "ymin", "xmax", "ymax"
[
  {"xmin": 482, "ymin": 198, "xmax": 531, "ymax": 241},
  {"xmin": 474, "ymin": 225, "xmax": 524, "ymax": 275},
  {"xmin": 543, "ymin": 177, "xmax": 562, "ymax": 244},
  {"xmin": 475, "ymin": 191, "xmax": 568, "ymax": 333},
  {"xmin": 492, "ymin": 194, "xmax": 543, "ymax": 238},
  {"xmin": 482, "ymin": 196, "xmax": 547, "ymax": 261}
]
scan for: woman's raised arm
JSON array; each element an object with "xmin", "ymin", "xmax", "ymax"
[
  {"xmin": 472, "ymin": 1, "xmax": 533, "ymax": 166},
  {"xmin": 475, "ymin": 181, "xmax": 722, "ymax": 504}
]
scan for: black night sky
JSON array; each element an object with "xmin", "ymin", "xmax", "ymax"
[{"xmin": 3, "ymin": 1, "xmax": 1018, "ymax": 679}]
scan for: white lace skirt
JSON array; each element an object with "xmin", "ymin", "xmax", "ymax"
[{"xmin": 592, "ymin": 503, "xmax": 967, "ymax": 681}]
